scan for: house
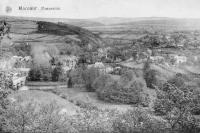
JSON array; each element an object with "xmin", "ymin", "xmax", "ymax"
[
  {"xmin": 10, "ymin": 68, "xmax": 30, "ymax": 90},
  {"xmin": 149, "ymin": 56, "xmax": 165, "ymax": 63},
  {"xmin": 88, "ymin": 62, "xmax": 114, "ymax": 74},
  {"xmin": 173, "ymin": 55, "xmax": 187, "ymax": 64},
  {"xmin": 97, "ymin": 47, "xmax": 111, "ymax": 59},
  {"xmin": 59, "ymin": 55, "xmax": 78, "ymax": 73}
]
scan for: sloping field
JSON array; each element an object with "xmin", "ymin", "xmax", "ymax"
[
  {"xmin": 9, "ymin": 90, "xmax": 80, "ymax": 115},
  {"xmin": 51, "ymin": 87, "xmax": 133, "ymax": 112}
]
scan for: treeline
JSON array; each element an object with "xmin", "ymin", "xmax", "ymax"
[{"xmin": 27, "ymin": 63, "xmax": 63, "ymax": 82}]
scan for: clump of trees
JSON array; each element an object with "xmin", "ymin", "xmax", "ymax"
[
  {"xmin": 28, "ymin": 63, "xmax": 62, "ymax": 82},
  {"xmin": 81, "ymin": 67, "xmax": 100, "ymax": 91},
  {"xmin": 12, "ymin": 43, "xmax": 31, "ymax": 57},
  {"xmin": 69, "ymin": 67, "xmax": 149, "ymax": 106},
  {"xmin": 94, "ymin": 70, "xmax": 149, "ymax": 106},
  {"xmin": 154, "ymin": 76, "xmax": 200, "ymax": 133},
  {"xmin": 143, "ymin": 60, "xmax": 162, "ymax": 89},
  {"xmin": 113, "ymin": 108, "xmax": 168, "ymax": 133}
]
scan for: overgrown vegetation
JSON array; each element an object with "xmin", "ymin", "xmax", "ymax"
[{"xmin": 154, "ymin": 75, "xmax": 200, "ymax": 133}]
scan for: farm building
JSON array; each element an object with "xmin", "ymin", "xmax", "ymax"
[
  {"xmin": 88, "ymin": 62, "xmax": 114, "ymax": 74},
  {"xmin": 59, "ymin": 55, "xmax": 78, "ymax": 73}
]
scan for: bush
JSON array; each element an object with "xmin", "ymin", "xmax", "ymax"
[
  {"xmin": 28, "ymin": 65, "xmax": 52, "ymax": 81},
  {"xmin": 82, "ymin": 67, "xmax": 100, "ymax": 92},
  {"xmin": 96, "ymin": 75, "xmax": 149, "ymax": 105},
  {"xmin": 144, "ymin": 69, "xmax": 161, "ymax": 89},
  {"xmin": 71, "ymin": 108, "xmax": 118, "ymax": 133},
  {"xmin": 92, "ymin": 74, "xmax": 112, "ymax": 91},
  {"xmin": 167, "ymin": 73, "xmax": 186, "ymax": 89},
  {"xmin": 3, "ymin": 100, "xmax": 75, "ymax": 133},
  {"xmin": 0, "ymin": 71, "xmax": 12, "ymax": 132},
  {"xmin": 153, "ymin": 82, "xmax": 200, "ymax": 133},
  {"xmin": 52, "ymin": 64, "xmax": 62, "ymax": 81},
  {"xmin": 113, "ymin": 108, "xmax": 168, "ymax": 133},
  {"xmin": 13, "ymin": 43, "xmax": 31, "ymax": 57}
]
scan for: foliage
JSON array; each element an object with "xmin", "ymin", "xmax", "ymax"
[
  {"xmin": 113, "ymin": 108, "xmax": 167, "ymax": 133},
  {"xmin": 3, "ymin": 100, "xmax": 75, "ymax": 133},
  {"xmin": 13, "ymin": 43, "xmax": 31, "ymax": 57},
  {"xmin": 143, "ymin": 60, "xmax": 161, "ymax": 89},
  {"xmin": 28, "ymin": 63, "xmax": 64, "ymax": 82},
  {"xmin": 167, "ymin": 73, "xmax": 186, "ymax": 89},
  {"xmin": 69, "ymin": 67, "xmax": 85, "ymax": 85},
  {"xmin": 82, "ymin": 67, "xmax": 100, "ymax": 92},
  {"xmin": 92, "ymin": 74, "xmax": 112, "ymax": 91},
  {"xmin": 28, "ymin": 65, "xmax": 52, "ymax": 81},
  {"xmin": 96, "ymin": 72, "xmax": 149, "ymax": 106},
  {"xmin": 144, "ymin": 69, "xmax": 160, "ymax": 89},
  {"xmin": 71, "ymin": 108, "xmax": 117, "ymax": 133},
  {"xmin": 0, "ymin": 71, "xmax": 12, "ymax": 132},
  {"xmin": 52, "ymin": 64, "xmax": 63, "ymax": 81},
  {"xmin": 154, "ymin": 82, "xmax": 200, "ymax": 132}
]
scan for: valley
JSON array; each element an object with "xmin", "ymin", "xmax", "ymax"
[{"xmin": 1, "ymin": 16, "xmax": 200, "ymax": 133}]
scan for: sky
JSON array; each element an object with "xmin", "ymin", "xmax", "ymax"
[{"xmin": 0, "ymin": 0, "xmax": 200, "ymax": 19}]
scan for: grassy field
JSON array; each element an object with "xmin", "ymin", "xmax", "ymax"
[
  {"xmin": 49, "ymin": 87, "xmax": 133, "ymax": 112},
  {"xmin": 9, "ymin": 90, "xmax": 80, "ymax": 115}
]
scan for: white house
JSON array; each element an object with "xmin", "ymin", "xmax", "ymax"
[
  {"xmin": 149, "ymin": 56, "xmax": 164, "ymax": 63},
  {"xmin": 88, "ymin": 62, "xmax": 114, "ymax": 74},
  {"xmin": 173, "ymin": 55, "xmax": 187, "ymax": 64},
  {"xmin": 60, "ymin": 55, "xmax": 78, "ymax": 73}
]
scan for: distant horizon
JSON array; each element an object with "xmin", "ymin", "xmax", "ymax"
[{"xmin": 2, "ymin": 15, "xmax": 200, "ymax": 20}]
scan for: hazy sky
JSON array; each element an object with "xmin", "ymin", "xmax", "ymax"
[{"xmin": 0, "ymin": 0, "xmax": 200, "ymax": 18}]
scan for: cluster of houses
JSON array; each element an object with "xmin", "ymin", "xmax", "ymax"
[
  {"xmin": 59, "ymin": 55, "xmax": 78, "ymax": 73},
  {"xmin": 87, "ymin": 62, "xmax": 114, "ymax": 74},
  {"xmin": 11, "ymin": 56, "xmax": 32, "ymax": 68}
]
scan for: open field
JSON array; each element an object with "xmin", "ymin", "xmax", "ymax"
[{"xmin": 9, "ymin": 90, "xmax": 80, "ymax": 115}]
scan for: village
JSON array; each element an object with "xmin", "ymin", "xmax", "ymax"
[{"xmin": 1, "ymin": 16, "xmax": 200, "ymax": 133}]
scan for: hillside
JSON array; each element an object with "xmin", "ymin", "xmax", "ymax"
[{"xmin": 37, "ymin": 21, "xmax": 105, "ymax": 47}]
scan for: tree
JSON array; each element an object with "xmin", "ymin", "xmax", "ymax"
[
  {"xmin": 28, "ymin": 64, "xmax": 43, "ymax": 81},
  {"xmin": 0, "ymin": 71, "xmax": 12, "ymax": 132},
  {"xmin": 154, "ymin": 82, "xmax": 200, "ymax": 132},
  {"xmin": 52, "ymin": 63, "xmax": 62, "ymax": 81},
  {"xmin": 4, "ymin": 100, "xmax": 73, "ymax": 133},
  {"xmin": 144, "ymin": 69, "xmax": 159, "ymax": 89},
  {"xmin": 67, "ymin": 76, "xmax": 73, "ymax": 88},
  {"xmin": 82, "ymin": 67, "xmax": 100, "ymax": 92}
]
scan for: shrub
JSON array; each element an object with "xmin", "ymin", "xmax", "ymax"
[
  {"xmin": 52, "ymin": 64, "xmax": 62, "ymax": 81},
  {"xmin": 0, "ymin": 71, "xmax": 12, "ymax": 132},
  {"xmin": 97, "ymin": 76, "xmax": 149, "ymax": 105},
  {"xmin": 144, "ymin": 69, "xmax": 160, "ymax": 89},
  {"xmin": 167, "ymin": 73, "xmax": 186, "ymax": 89},
  {"xmin": 71, "ymin": 108, "xmax": 118, "ymax": 133},
  {"xmin": 13, "ymin": 43, "xmax": 31, "ymax": 57},
  {"xmin": 113, "ymin": 108, "xmax": 168, "ymax": 133},
  {"xmin": 28, "ymin": 65, "xmax": 53, "ymax": 81},
  {"xmin": 92, "ymin": 74, "xmax": 112, "ymax": 91},
  {"xmin": 153, "ymin": 82, "xmax": 200, "ymax": 132},
  {"xmin": 69, "ymin": 67, "xmax": 85, "ymax": 86},
  {"xmin": 120, "ymin": 70, "xmax": 135, "ymax": 83},
  {"xmin": 82, "ymin": 67, "xmax": 100, "ymax": 92},
  {"xmin": 4, "ymin": 100, "xmax": 75, "ymax": 133}
]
